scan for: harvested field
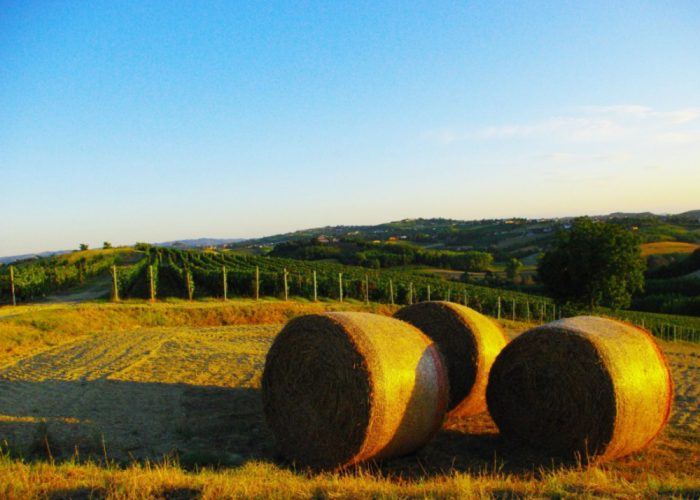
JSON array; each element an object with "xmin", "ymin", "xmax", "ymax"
[
  {"xmin": 641, "ymin": 241, "xmax": 700, "ymax": 256},
  {"xmin": 0, "ymin": 304, "xmax": 698, "ymax": 497},
  {"xmin": 0, "ymin": 325, "xmax": 276, "ymax": 463}
]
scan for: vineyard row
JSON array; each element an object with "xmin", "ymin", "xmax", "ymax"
[{"xmin": 1, "ymin": 247, "xmax": 699, "ymax": 344}]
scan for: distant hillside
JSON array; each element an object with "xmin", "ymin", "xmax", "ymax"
[
  {"xmin": 2, "ymin": 210, "xmax": 697, "ymax": 265},
  {"xmin": 229, "ymin": 210, "xmax": 700, "ymax": 262},
  {"xmin": 153, "ymin": 238, "xmax": 246, "ymax": 248},
  {"xmin": 0, "ymin": 250, "xmax": 72, "ymax": 265},
  {"xmin": 678, "ymin": 209, "xmax": 700, "ymax": 220}
]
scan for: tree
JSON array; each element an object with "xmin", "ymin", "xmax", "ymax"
[
  {"xmin": 537, "ymin": 217, "xmax": 645, "ymax": 309},
  {"xmin": 505, "ymin": 258, "xmax": 523, "ymax": 281},
  {"xmin": 103, "ymin": 241, "xmax": 113, "ymax": 249},
  {"xmin": 79, "ymin": 243, "xmax": 89, "ymax": 251}
]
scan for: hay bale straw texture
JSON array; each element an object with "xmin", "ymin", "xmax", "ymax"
[
  {"xmin": 395, "ymin": 301, "xmax": 507, "ymax": 417},
  {"xmin": 486, "ymin": 316, "xmax": 673, "ymax": 461},
  {"xmin": 262, "ymin": 312, "xmax": 449, "ymax": 469}
]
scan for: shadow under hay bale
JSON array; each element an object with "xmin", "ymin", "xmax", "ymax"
[
  {"xmin": 395, "ymin": 301, "xmax": 507, "ymax": 417},
  {"xmin": 486, "ymin": 316, "xmax": 673, "ymax": 462},
  {"xmin": 262, "ymin": 312, "xmax": 449, "ymax": 469}
]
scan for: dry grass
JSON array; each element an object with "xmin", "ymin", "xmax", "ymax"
[
  {"xmin": 2, "ymin": 456, "xmax": 699, "ymax": 499},
  {"xmin": 395, "ymin": 302, "xmax": 506, "ymax": 417},
  {"xmin": 0, "ymin": 300, "xmax": 699, "ymax": 498},
  {"xmin": 0, "ymin": 299, "xmax": 397, "ymax": 370},
  {"xmin": 487, "ymin": 317, "xmax": 672, "ymax": 461},
  {"xmin": 263, "ymin": 313, "xmax": 447, "ymax": 469},
  {"xmin": 640, "ymin": 241, "xmax": 700, "ymax": 256}
]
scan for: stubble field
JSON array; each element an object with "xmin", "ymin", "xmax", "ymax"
[{"xmin": 0, "ymin": 301, "xmax": 698, "ymax": 498}]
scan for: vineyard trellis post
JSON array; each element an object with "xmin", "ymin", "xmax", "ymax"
[
  {"xmin": 427, "ymin": 285, "xmax": 431, "ymax": 302},
  {"xmin": 338, "ymin": 273, "xmax": 343, "ymax": 303},
  {"xmin": 283, "ymin": 268, "xmax": 289, "ymax": 301},
  {"xmin": 526, "ymin": 301, "xmax": 530, "ymax": 323},
  {"xmin": 222, "ymin": 266, "xmax": 228, "ymax": 301},
  {"xmin": 149, "ymin": 265, "xmax": 156, "ymax": 302},
  {"xmin": 313, "ymin": 270, "xmax": 317, "ymax": 302},
  {"xmin": 111, "ymin": 265, "xmax": 119, "ymax": 302},
  {"xmin": 497, "ymin": 295, "xmax": 501, "ymax": 320},
  {"xmin": 463, "ymin": 290, "xmax": 468, "ymax": 307},
  {"xmin": 512, "ymin": 298, "xmax": 516, "ymax": 321},
  {"xmin": 447, "ymin": 287, "xmax": 451, "ymax": 302},
  {"xmin": 409, "ymin": 282, "xmax": 413, "ymax": 305},
  {"xmin": 366, "ymin": 274, "xmax": 372, "ymax": 304},
  {"xmin": 389, "ymin": 279, "xmax": 394, "ymax": 305},
  {"xmin": 186, "ymin": 269, "xmax": 194, "ymax": 301},
  {"xmin": 9, "ymin": 265, "xmax": 16, "ymax": 306},
  {"xmin": 255, "ymin": 266, "xmax": 260, "ymax": 301}
]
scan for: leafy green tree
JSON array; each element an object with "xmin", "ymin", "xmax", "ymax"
[
  {"xmin": 103, "ymin": 241, "xmax": 113, "ymax": 249},
  {"xmin": 537, "ymin": 217, "xmax": 645, "ymax": 309},
  {"xmin": 79, "ymin": 243, "xmax": 89, "ymax": 251},
  {"xmin": 505, "ymin": 258, "xmax": 523, "ymax": 281}
]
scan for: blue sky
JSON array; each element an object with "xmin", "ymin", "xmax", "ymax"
[{"xmin": 1, "ymin": 1, "xmax": 699, "ymax": 255}]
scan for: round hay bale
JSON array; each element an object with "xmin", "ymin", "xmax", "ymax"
[
  {"xmin": 394, "ymin": 301, "xmax": 507, "ymax": 417},
  {"xmin": 486, "ymin": 316, "xmax": 673, "ymax": 461},
  {"xmin": 262, "ymin": 312, "xmax": 448, "ymax": 469}
]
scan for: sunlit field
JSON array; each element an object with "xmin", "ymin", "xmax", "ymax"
[
  {"xmin": 1, "ymin": 300, "xmax": 698, "ymax": 498},
  {"xmin": 640, "ymin": 241, "xmax": 700, "ymax": 257}
]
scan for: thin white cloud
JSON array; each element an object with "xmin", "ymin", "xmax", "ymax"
[
  {"xmin": 540, "ymin": 152, "xmax": 574, "ymax": 162},
  {"xmin": 655, "ymin": 129, "xmax": 700, "ymax": 144},
  {"xmin": 540, "ymin": 152, "xmax": 633, "ymax": 163},
  {"xmin": 480, "ymin": 117, "xmax": 628, "ymax": 142},
  {"xmin": 581, "ymin": 105, "xmax": 700, "ymax": 124},
  {"xmin": 421, "ymin": 129, "xmax": 462, "ymax": 145},
  {"xmin": 424, "ymin": 105, "xmax": 700, "ymax": 145}
]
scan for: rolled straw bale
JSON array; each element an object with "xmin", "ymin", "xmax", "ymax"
[
  {"xmin": 394, "ymin": 301, "xmax": 507, "ymax": 417},
  {"xmin": 262, "ymin": 312, "xmax": 448, "ymax": 469},
  {"xmin": 486, "ymin": 316, "xmax": 673, "ymax": 462}
]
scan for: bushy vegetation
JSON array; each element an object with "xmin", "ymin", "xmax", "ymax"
[
  {"xmin": 269, "ymin": 239, "xmax": 493, "ymax": 271},
  {"xmin": 630, "ymin": 249, "xmax": 700, "ymax": 316},
  {"xmin": 647, "ymin": 248, "xmax": 700, "ymax": 279},
  {"xmin": 0, "ymin": 249, "xmax": 145, "ymax": 302},
  {"xmin": 538, "ymin": 218, "xmax": 645, "ymax": 310}
]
